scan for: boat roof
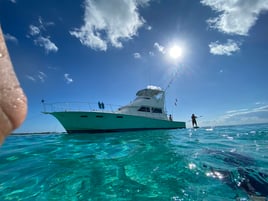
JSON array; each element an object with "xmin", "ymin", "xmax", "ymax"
[{"xmin": 136, "ymin": 86, "xmax": 164, "ymax": 97}]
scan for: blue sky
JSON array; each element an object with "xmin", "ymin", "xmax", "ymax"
[{"xmin": 1, "ymin": 0, "xmax": 268, "ymax": 132}]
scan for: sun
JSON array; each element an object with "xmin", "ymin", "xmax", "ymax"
[{"xmin": 168, "ymin": 45, "xmax": 183, "ymax": 60}]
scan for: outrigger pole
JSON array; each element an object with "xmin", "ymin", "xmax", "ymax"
[
  {"xmin": 164, "ymin": 64, "xmax": 181, "ymax": 92},
  {"xmin": 164, "ymin": 64, "xmax": 181, "ymax": 117}
]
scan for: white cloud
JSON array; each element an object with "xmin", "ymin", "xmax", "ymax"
[
  {"xmin": 26, "ymin": 71, "xmax": 47, "ymax": 83},
  {"xmin": 217, "ymin": 105, "xmax": 268, "ymax": 125},
  {"xmin": 26, "ymin": 75, "xmax": 36, "ymax": 82},
  {"xmin": 209, "ymin": 39, "xmax": 240, "ymax": 55},
  {"xmin": 154, "ymin": 42, "xmax": 165, "ymax": 54},
  {"xmin": 47, "ymin": 66, "xmax": 58, "ymax": 70},
  {"xmin": 9, "ymin": 0, "xmax": 16, "ymax": 3},
  {"xmin": 64, "ymin": 74, "xmax": 73, "ymax": 84},
  {"xmin": 28, "ymin": 18, "xmax": 58, "ymax": 53},
  {"xmin": 4, "ymin": 33, "xmax": 18, "ymax": 44},
  {"xmin": 37, "ymin": 71, "xmax": 47, "ymax": 82},
  {"xmin": 149, "ymin": 51, "xmax": 154, "ymax": 56},
  {"xmin": 201, "ymin": 0, "xmax": 268, "ymax": 36},
  {"xmin": 133, "ymin": 52, "xmax": 141, "ymax": 59},
  {"xmin": 29, "ymin": 25, "xmax": 41, "ymax": 36},
  {"xmin": 255, "ymin": 101, "xmax": 265, "ymax": 105},
  {"xmin": 34, "ymin": 36, "xmax": 58, "ymax": 53},
  {"xmin": 70, "ymin": 0, "xmax": 150, "ymax": 51},
  {"xmin": 226, "ymin": 108, "xmax": 249, "ymax": 114},
  {"xmin": 38, "ymin": 16, "xmax": 55, "ymax": 29},
  {"xmin": 146, "ymin": 25, "xmax": 152, "ymax": 30},
  {"xmin": 136, "ymin": 0, "xmax": 151, "ymax": 6}
]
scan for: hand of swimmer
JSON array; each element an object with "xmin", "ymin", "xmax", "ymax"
[{"xmin": 0, "ymin": 26, "xmax": 27, "ymax": 144}]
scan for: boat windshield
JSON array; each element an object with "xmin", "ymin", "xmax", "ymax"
[
  {"xmin": 155, "ymin": 92, "xmax": 163, "ymax": 100},
  {"xmin": 136, "ymin": 89, "xmax": 164, "ymax": 98}
]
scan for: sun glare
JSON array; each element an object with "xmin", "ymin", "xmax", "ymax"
[{"xmin": 168, "ymin": 45, "xmax": 183, "ymax": 59}]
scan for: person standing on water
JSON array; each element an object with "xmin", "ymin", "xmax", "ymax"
[{"xmin": 191, "ymin": 114, "xmax": 198, "ymax": 128}]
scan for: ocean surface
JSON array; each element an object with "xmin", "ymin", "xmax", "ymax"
[{"xmin": 0, "ymin": 124, "xmax": 268, "ymax": 201}]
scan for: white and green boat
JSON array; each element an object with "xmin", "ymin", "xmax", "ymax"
[{"xmin": 43, "ymin": 86, "xmax": 186, "ymax": 133}]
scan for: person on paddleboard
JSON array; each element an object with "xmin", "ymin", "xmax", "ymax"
[{"xmin": 191, "ymin": 114, "xmax": 198, "ymax": 128}]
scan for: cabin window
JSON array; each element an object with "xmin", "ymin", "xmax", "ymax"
[
  {"xmin": 152, "ymin": 108, "xmax": 162, "ymax": 113},
  {"xmin": 138, "ymin": 106, "xmax": 150, "ymax": 112}
]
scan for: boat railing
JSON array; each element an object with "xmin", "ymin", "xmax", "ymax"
[
  {"xmin": 42, "ymin": 101, "xmax": 169, "ymax": 120},
  {"xmin": 42, "ymin": 101, "xmax": 121, "ymax": 113}
]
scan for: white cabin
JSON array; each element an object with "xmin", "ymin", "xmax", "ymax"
[{"xmin": 117, "ymin": 86, "xmax": 168, "ymax": 120}]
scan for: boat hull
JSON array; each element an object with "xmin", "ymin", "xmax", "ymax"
[{"xmin": 50, "ymin": 111, "xmax": 186, "ymax": 133}]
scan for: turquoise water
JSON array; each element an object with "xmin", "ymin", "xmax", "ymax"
[{"xmin": 1, "ymin": 124, "xmax": 268, "ymax": 200}]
